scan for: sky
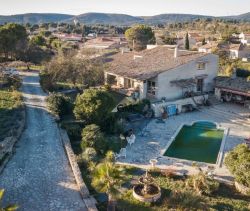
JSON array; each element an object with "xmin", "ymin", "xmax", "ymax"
[{"xmin": 0, "ymin": 0, "xmax": 249, "ymax": 16}]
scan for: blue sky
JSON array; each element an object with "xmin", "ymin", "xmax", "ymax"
[{"xmin": 0, "ymin": 0, "xmax": 249, "ymax": 16}]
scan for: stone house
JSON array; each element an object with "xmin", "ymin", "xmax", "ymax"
[{"xmin": 105, "ymin": 46, "xmax": 219, "ymax": 101}]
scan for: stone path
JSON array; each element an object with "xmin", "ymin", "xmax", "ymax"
[{"xmin": 0, "ymin": 72, "xmax": 87, "ymax": 211}]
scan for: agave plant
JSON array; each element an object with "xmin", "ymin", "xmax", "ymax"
[
  {"xmin": 92, "ymin": 151, "xmax": 124, "ymax": 211},
  {"xmin": 0, "ymin": 189, "xmax": 18, "ymax": 211}
]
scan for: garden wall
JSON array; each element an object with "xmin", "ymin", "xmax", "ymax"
[{"xmin": 59, "ymin": 128, "xmax": 98, "ymax": 211}]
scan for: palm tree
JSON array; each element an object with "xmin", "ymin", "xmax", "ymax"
[
  {"xmin": 0, "ymin": 189, "xmax": 18, "ymax": 211},
  {"xmin": 92, "ymin": 151, "xmax": 124, "ymax": 211}
]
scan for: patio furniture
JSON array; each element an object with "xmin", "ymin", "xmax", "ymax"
[
  {"xmin": 127, "ymin": 134, "xmax": 136, "ymax": 146},
  {"xmin": 115, "ymin": 148, "xmax": 127, "ymax": 159}
]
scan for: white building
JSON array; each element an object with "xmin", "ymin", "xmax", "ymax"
[
  {"xmin": 105, "ymin": 46, "xmax": 219, "ymax": 102},
  {"xmin": 229, "ymin": 44, "xmax": 250, "ymax": 60},
  {"xmin": 198, "ymin": 41, "xmax": 218, "ymax": 53},
  {"xmin": 239, "ymin": 32, "xmax": 250, "ymax": 45}
]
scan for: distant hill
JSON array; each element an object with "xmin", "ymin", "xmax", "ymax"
[
  {"xmin": 141, "ymin": 14, "xmax": 212, "ymax": 24},
  {"xmin": 69, "ymin": 12, "xmax": 143, "ymax": 25},
  {"xmin": 0, "ymin": 13, "xmax": 73, "ymax": 24},
  {"xmin": 0, "ymin": 12, "xmax": 249, "ymax": 25},
  {"xmin": 222, "ymin": 12, "xmax": 250, "ymax": 22}
]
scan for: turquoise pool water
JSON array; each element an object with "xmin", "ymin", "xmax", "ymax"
[{"xmin": 164, "ymin": 121, "xmax": 224, "ymax": 164}]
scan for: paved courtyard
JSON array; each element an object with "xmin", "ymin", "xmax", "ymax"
[{"xmin": 117, "ymin": 103, "xmax": 250, "ymax": 182}]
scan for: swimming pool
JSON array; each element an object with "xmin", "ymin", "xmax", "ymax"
[{"xmin": 164, "ymin": 121, "xmax": 225, "ymax": 164}]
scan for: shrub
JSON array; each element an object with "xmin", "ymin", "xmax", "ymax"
[
  {"xmin": 46, "ymin": 93, "xmax": 72, "ymax": 117},
  {"xmin": 81, "ymin": 147, "xmax": 98, "ymax": 163},
  {"xmin": 186, "ymin": 171, "xmax": 219, "ymax": 195},
  {"xmin": 169, "ymin": 190, "xmax": 207, "ymax": 210},
  {"xmin": 74, "ymin": 88, "xmax": 116, "ymax": 125},
  {"xmin": 81, "ymin": 124, "xmax": 107, "ymax": 154},
  {"xmin": 39, "ymin": 72, "xmax": 54, "ymax": 92},
  {"xmin": 236, "ymin": 68, "xmax": 250, "ymax": 78},
  {"xmin": 161, "ymin": 168, "xmax": 177, "ymax": 178},
  {"xmin": 61, "ymin": 122, "xmax": 82, "ymax": 140},
  {"xmin": 102, "ymin": 113, "xmax": 124, "ymax": 134},
  {"xmin": 224, "ymin": 144, "xmax": 250, "ymax": 188},
  {"xmin": 117, "ymin": 99, "xmax": 150, "ymax": 114}
]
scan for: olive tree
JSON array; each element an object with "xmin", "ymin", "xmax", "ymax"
[{"xmin": 46, "ymin": 53, "xmax": 104, "ymax": 86}]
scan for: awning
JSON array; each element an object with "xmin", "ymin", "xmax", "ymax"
[{"xmin": 217, "ymin": 87, "xmax": 250, "ymax": 97}]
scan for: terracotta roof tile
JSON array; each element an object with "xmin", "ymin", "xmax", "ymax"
[{"xmin": 106, "ymin": 46, "xmax": 209, "ymax": 80}]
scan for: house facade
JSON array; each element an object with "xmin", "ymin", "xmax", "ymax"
[
  {"xmin": 239, "ymin": 32, "xmax": 250, "ymax": 45},
  {"xmin": 105, "ymin": 46, "xmax": 219, "ymax": 101},
  {"xmin": 229, "ymin": 44, "xmax": 250, "ymax": 59},
  {"xmin": 198, "ymin": 41, "xmax": 218, "ymax": 53}
]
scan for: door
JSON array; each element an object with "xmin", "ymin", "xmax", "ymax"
[{"xmin": 197, "ymin": 79, "xmax": 204, "ymax": 92}]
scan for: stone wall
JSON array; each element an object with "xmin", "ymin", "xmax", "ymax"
[
  {"xmin": 151, "ymin": 94, "xmax": 208, "ymax": 117},
  {"xmin": 59, "ymin": 129, "xmax": 98, "ymax": 211}
]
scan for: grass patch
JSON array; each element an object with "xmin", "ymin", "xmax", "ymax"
[
  {"xmin": 18, "ymin": 65, "xmax": 45, "ymax": 71},
  {"xmin": 115, "ymin": 167, "xmax": 250, "ymax": 211},
  {"xmin": 0, "ymin": 90, "xmax": 22, "ymax": 141}
]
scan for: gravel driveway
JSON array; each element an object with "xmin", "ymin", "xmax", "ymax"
[{"xmin": 0, "ymin": 72, "xmax": 87, "ymax": 211}]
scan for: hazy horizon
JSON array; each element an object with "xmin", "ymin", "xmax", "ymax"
[{"xmin": 0, "ymin": 0, "xmax": 249, "ymax": 17}]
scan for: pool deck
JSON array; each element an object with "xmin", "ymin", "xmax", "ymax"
[{"xmin": 117, "ymin": 103, "xmax": 250, "ymax": 183}]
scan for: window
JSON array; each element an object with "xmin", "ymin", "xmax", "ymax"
[
  {"xmin": 197, "ymin": 62, "xmax": 206, "ymax": 70},
  {"xmin": 124, "ymin": 78, "xmax": 134, "ymax": 89},
  {"xmin": 107, "ymin": 74, "xmax": 117, "ymax": 85},
  {"xmin": 147, "ymin": 81, "xmax": 156, "ymax": 95}
]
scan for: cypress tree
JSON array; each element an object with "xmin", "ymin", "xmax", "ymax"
[{"xmin": 185, "ymin": 32, "xmax": 190, "ymax": 50}]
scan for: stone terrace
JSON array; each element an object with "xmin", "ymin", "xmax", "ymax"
[{"xmin": 117, "ymin": 103, "xmax": 250, "ymax": 183}]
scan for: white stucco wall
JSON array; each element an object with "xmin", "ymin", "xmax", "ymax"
[{"xmin": 156, "ymin": 54, "xmax": 219, "ymax": 100}]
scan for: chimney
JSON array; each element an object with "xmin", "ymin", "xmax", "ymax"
[{"xmin": 174, "ymin": 45, "xmax": 178, "ymax": 58}]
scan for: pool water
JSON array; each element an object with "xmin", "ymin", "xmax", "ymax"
[{"xmin": 164, "ymin": 121, "xmax": 224, "ymax": 164}]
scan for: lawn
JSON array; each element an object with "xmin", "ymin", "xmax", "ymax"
[
  {"xmin": 75, "ymin": 161, "xmax": 250, "ymax": 211},
  {"xmin": 115, "ymin": 167, "xmax": 250, "ymax": 211},
  {"xmin": 0, "ymin": 90, "xmax": 22, "ymax": 141}
]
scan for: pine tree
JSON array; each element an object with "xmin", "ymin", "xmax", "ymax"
[{"xmin": 185, "ymin": 32, "xmax": 190, "ymax": 50}]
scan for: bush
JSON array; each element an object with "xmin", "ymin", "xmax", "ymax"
[
  {"xmin": 236, "ymin": 68, "xmax": 250, "ymax": 78},
  {"xmin": 46, "ymin": 93, "xmax": 72, "ymax": 117},
  {"xmin": 186, "ymin": 171, "xmax": 219, "ymax": 195},
  {"xmin": 74, "ymin": 88, "xmax": 116, "ymax": 125},
  {"xmin": 81, "ymin": 147, "xmax": 98, "ymax": 163},
  {"xmin": 39, "ymin": 72, "xmax": 54, "ymax": 92},
  {"xmin": 102, "ymin": 113, "xmax": 124, "ymax": 134},
  {"xmin": 117, "ymin": 99, "xmax": 150, "ymax": 114},
  {"xmin": 81, "ymin": 124, "xmax": 107, "ymax": 154},
  {"xmin": 169, "ymin": 190, "xmax": 206, "ymax": 210},
  {"xmin": 225, "ymin": 144, "xmax": 250, "ymax": 188},
  {"xmin": 61, "ymin": 122, "xmax": 82, "ymax": 140}
]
